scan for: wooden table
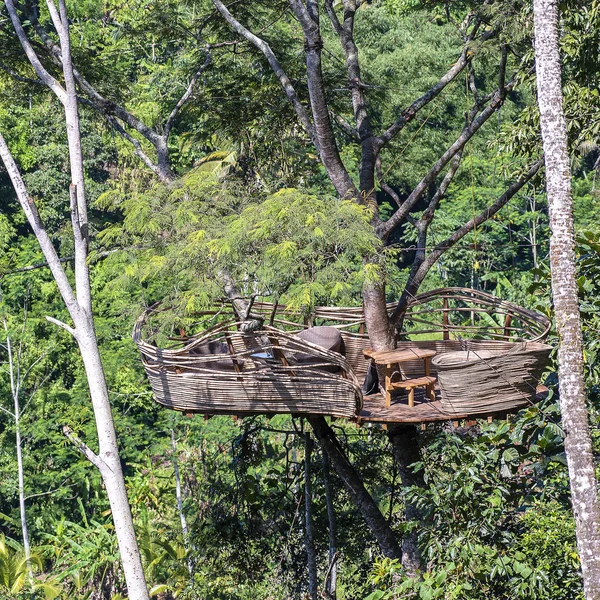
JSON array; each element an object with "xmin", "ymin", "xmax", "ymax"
[{"xmin": 363, "ymin": 347, "xmax": 437, "ymax": 407}]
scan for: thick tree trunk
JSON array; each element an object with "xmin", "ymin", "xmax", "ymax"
[
  {"xmin": 362, "ymin": 280, "xmax": 394, "ymax": 352},
  {"xmin": 309, "ymin": 416, "xmax": 402, "ymax": 559},
  {"xmin": 387, "ymin": 425, "xmax": 425, "ymax": 577},
  {"xmin": 304, "ymin": 432, "xmax": 318, "ymax": 600},
  {"xmin": 533, "ymin": 2, "xmax": 600, "ymax": 598}
]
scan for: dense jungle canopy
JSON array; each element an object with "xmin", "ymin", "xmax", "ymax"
[{"xmin": 0, "ymin": 0, "xmax": 600, "ymax": 598}]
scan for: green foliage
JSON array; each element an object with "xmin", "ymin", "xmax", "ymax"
[
  {"xmin": 97, "ymin": 172, "xmax": 381, "ymax": 314},
  {"xmin": 1, "ymin": 0, "xmax": 600, "ymax": 598}
]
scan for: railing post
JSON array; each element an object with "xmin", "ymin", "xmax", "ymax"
[
  {"xmin": 442, "ymin": 297, "xmax": 449, "ymax": 341},
  {"xmin": 503, "ymin": 314, "xmax": 513, "ymax": 340}
]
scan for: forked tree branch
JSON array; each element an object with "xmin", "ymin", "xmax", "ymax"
[
  {"xmin": 391, "ymin": 158, "xmax": 544, "ymax": 324},
  {"xmin": 377, "ymin": 75, "xmax": 517, "ymax": 239},
  {"xmin": 0, "ymin": 132, "xmax": 81, "ymax": 324},
  {"xmin": 4, "ymin": 0, "xmax": 66, "ymax": 102},
  {"xmin": 374, "ymin": 25, "xmax": 497, "ymax": 151},
  {"xmin": 19, "ymin": 1, "xmax": 209, "ymax": 180},
  {"xmin": 63, "ymin": 426, "xmax": 109, "ymax": 474}
]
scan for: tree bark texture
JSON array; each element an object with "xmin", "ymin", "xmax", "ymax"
[
  {"xmin": 5, "ymin": 327, "xmax": 33, "ymax": 582},
  {"xmin": 309, "ymin": 416, "xmax": 402, "ymax": 559},
  {"xmin": 533, "ymin": 2, "xmax": 600, "ymax": 598},
  {"xmin": 387, "ymin": 425, "xmax": 425, "ymax": 577}
]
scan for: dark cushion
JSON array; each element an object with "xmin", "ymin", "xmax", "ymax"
[
  {"xmin": 189, "ymin": 340, "xmax": 243, "ymax": 371},
  {"xmin": 294, "ymin": 326, "xmax": 345, "ymax": 372}
]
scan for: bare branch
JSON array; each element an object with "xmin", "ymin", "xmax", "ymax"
[
  {"xmin": 376, "ymin": 155, "xmax": 402, "ymax": 208},
  {"xmin": 0, "ymin": 61, "xmax": 43, "ymax": 86},
  {"xmin": 104, "ymin": 116, "xmax": 164, "ymax": 177},
  {"xmin": 212, "ymin": 0, "xmax": 316, "ymax": 144},
  {"xmin": 62, "ymin": 426, "xmax": 108, "ymax": 473},
  {"xmin": 45, "ymin": 316, "xmax": 76, "ymax": 337},
  {"xmin": 374, "ymin": 27, "xmax": 496, "ymax": 151},
  {"xmin": 390, "ymin": 158, "xmax": 544, "ymax": 324},
  {"xmin": 163, "ymin": 50, "xmax": 211, "ymax": 138},
  {"xmin": 331, "ymin": 111, "xmax": 359, "ymax": 140},
  {"xmin": 25, "ymin": 478, "xmax": 73, "ymax": 501},
  {"xmin": 377, "ymin": 77, "xmax": 517, "ymax": 239},
  {"xmin": 0, "ymin": 405, "xmax": 15, "ymax": 418},
  {"xmin": 0, "ymin": 133, "xmax": 81, "ymax": 320},
  {"xmin": 422, "ymin": 150, "xmax": 464, "ymax": 220},
  {"xmin": 4, "ymin": 0, "xmax": 66, "ymax": 103}
]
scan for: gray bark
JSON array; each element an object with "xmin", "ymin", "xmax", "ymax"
[
  {"xmin": 321, "ymin": 449, "xmax": 337, "ymax": 599},
  {"xmin": 171, "ymin": 429, "xmax": 193, "ymax": 575},
  {"xmin": 387, "ymin": 425, "xmax": 425, "ymax": 577},
  {"xmin": 2, "ymin": 322, "xmax": 32, "ymax": 583},
  {"xmin": 533, "ymin": 2, "xmax": 600, "ymax": 598},
  {"xmin": 304, "ymin": 432, "xmax": 318, "ymax": 600},
  {"xmin": 2, "ymin": 2, "xmax": 149, "ymax": 597}
]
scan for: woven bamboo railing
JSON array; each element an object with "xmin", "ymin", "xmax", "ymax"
[
  {"xmin": 133, "ymin": 318, "xmax": 363, "ymax": 418},
  {"xmin": 133, "ymin": 288, "xmax": 552, "ymax": 419}
]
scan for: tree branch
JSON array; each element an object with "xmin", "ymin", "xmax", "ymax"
[
  {"xmin": 377, "ymin": 76, "xmax": 517, "ymax": 239},
  {"xmin": 45, "ymin": 316, "xmax": 76, "ymax": 337},
  {"xmin": 0, "ymin": 61, "xmax": 43, "ymax": 86},
  {"xmin": 391, "ymin": 158, "xmax": 544, "ymax": 325},
  {"xmin": 287, "ymin": 0, "xmax": 359, "ymax": 200},
  {"xmin": 212, "ymin": 0, "xmax": 316, "ymax": 145},
  {"xmin": 374, "ymin": 26, "xmax": 496, "ymax": 151},
  {"xmin": 163, "ymin": 50, "xmax": 211, "ymax": 139},
  {"xmin": 4, "ymin": 0, "xmax": 66, "ymax": 103},
  {"xmin": 0, "ymin": 132, "xmax": 82, "ymax": 321},
  {"xmin": 62, "ymin": 426, "xmax": 109, "ymax": 473}
]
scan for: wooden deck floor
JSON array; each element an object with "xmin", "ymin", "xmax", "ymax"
[{"xmin": 358, "ymin": 385, "xmax": 549, "ymax": 424}]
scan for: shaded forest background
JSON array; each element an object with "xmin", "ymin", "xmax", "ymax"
[{"xmin": 1, "ymin": 0, "xmax": 600, "ymax": 598}]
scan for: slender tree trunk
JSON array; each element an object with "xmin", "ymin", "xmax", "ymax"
[
  {"xmin": 304, "ymin": 432, "xmax": 318, "ymax": 600},
  {"xmin": 309, "ymin": 416, "xmax": 402, "ymax": 559},
  {"xmin": 4, "ymin": 322, "xmax": 32, "ymax": 582},
  {"xmin": 533, "ymin": 2, "xmax": 600, "ymax": 598},
  {"xmin": 15, "ymin": 417, "xmax": 32, "ymax": 576},
  {"xmin": 76, "ymin": 325, "xmax": 149, "ymax": 599},
  {"xmin": 387, "ymin": 425, "xmax": 425, "ymax": 577},
  {"xmin": 171, "ymin": 429, "xmax": 193, "ymax": 575},
  {"xmin": 321, "ymin": 450, "xmax": 337, "ymax": 599},
  {"xmin": 1, "ymin": 2, "xmax": 150, "ymax": 595}
]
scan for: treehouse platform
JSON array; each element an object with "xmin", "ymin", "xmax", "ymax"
[{"xmin": 133, "ymin": 288, "xmax": 553, "ymax": 425}]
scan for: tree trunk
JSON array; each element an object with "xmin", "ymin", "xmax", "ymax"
[
  {"xmin": 4, "ymin": 321, "xmax": 33, "ymax": 583},
  {"xmin": 309, "ymin": 416, "xmax": 402, "ymax": 559},
  {"xmin": 304, "ymin": 432, "xmax": 318, "ymax": 600},
  {"xmin": 321, "ymin": 450, "xmax": 337, "ymax": 599},
  {"xmin": 171, "ymin": 429, "xmax": 193, "ymax": 574},
  {"xmin": 533, "ymin": 2, "xmax": 600, "ymax": 598},
  {"xmin": 1, "ymin": 2, "xmax": 150, "ymax": 596},
  {"xmin": 387, "ymin": 425, "xmax": 425, "ymax": 577},
  {"xmin": 76, "ymin": 323, "xmax": 150, "ymax": 599}
]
